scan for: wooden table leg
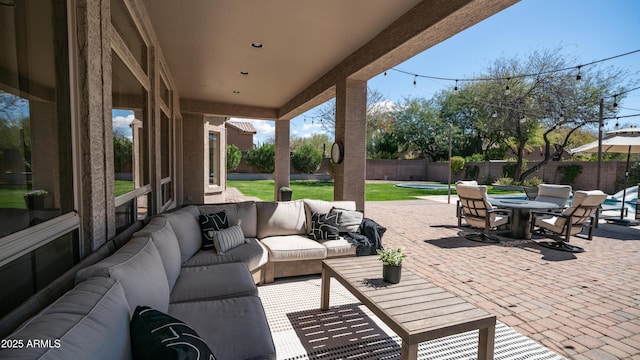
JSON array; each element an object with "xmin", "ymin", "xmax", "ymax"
[
  {"xmin": 400, "ymin": 341, "xmax": 418, "ymax": 360},
  {"xmin": 478, "ymin": 325, "xmax": 495, "ymax": 360},
  {"xmin": 320, "ymin": 264, "xmax": 330, "ymax": 310}
]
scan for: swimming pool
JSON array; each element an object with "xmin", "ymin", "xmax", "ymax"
[
  {"xmin": 395, "ymin": 183, "xmax": 453, "ymax": 190},
  {"xmin": 490, "ymin": 194, "xmax": 637, "ymax": 216}
]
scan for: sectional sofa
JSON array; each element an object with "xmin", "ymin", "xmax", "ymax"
[{"xmin": 0, "ymin": 198, "xmax": 367, "ymax": 359}]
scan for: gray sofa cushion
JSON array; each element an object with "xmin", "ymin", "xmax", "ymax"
[
  {"xmin": 256, "ymin": 200, "xmax": 307, "ymax": 239},
  {"xmin": 76, "ymin": 237, "xmax": 171, "ymax": 313},
  {"xmin": 181, "ymin": 238, "xmax": 267, "ymax": 271},
  {"xmin": 133, "ymin": 216, "xmax": 181, "ymax": 290},
  {"xmin": 198, "ymin": 201, "xmax": 257, "ymax": 238},
  {"xmin": 170, "ymin": 262, "xmax": 257, "ymax": 303},
  {"xmin": 160, "ymin": 205, "xmax": 202, "ymax": 263},
  {"xmin": 169, "ymin": 296, "xmax": 276, "ymax": 360},
  {"xmin": 0, "ymin": 277, "xmax": 131, "ymax": 360}
]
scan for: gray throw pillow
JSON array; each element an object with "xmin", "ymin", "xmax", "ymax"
[
  {"xmin": 211, "ymin": 224, "xmax": 246, "ymax": 254},
  {"xmin": 331, "ymin": 207, "xmax": 364, "ymax": 233}
]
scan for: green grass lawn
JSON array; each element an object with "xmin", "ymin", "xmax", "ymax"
[
  {"xmin": 227, "ymin": 180, "xmax": 513, "ymax": 201},
  {"xmin": 115, "ymin": 180, "xmax": 134, "ymax": 197},
  {"xmin": 0, "ymin": 183, "xmax": 31, "ymax": 208}
]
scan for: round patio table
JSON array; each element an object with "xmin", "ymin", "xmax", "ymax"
[{"xmin": 489, "ymin": 199, "xmax": 562, "ymax": 240}]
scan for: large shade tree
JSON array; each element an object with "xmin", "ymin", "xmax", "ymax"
[{"xmin": 437, "ymin": 47, "xmax": 635, "ymax": 182}]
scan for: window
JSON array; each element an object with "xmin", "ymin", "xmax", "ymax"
[
  {"xmin": 0, "ymin": 0, "xmax": 79, "ymax": 316},
  {"xmin": 160, "ymin": 111, "xmax": 173, "ymax": 206},
  {"xmin": 209, "ymin": 132, "xmax": 219, "ymax": 186},
  {"xmin": 110, "ymin": 0, "xmax": 148, "ymax": 74}
]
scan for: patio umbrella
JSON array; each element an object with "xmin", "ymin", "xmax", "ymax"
[{"xmin": 570, "ymin": 126, "xmax": 640, "ymax": 225}]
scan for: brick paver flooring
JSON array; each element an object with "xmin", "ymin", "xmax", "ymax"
[{"xmin": 365, "ymin": 199, "xmax": 640, "ymax": 360}]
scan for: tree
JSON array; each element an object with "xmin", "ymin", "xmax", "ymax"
[
  {"xmin": 438, "ymin": 47, "xmax": 636, "ymax": 182},
  {"xmin": 226, "ymin": 144, "xmax": 242, "ymax": 172},
  {"xmin": 291, "ymin": 144, "xmax": 322, "ymax": 174},
  {"xmin": 290, "ymin": 133, "xmax": 331, "ymax": 157},
  {"xmin": 393, "ymin": 97, "xmax": 451, "ymax": 161},
  {"xmin": 112, "ymin": 130, "xmax": 132, "ymax": 173},
  {"xmin": 312, "ymin": 88, "xmax": 396, "ymax": 157},
  {"xmin": 246, "ymin": 143, "xmax": 275, "ymax": 173}
]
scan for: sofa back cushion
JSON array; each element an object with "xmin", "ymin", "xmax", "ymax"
[
  {"xmin": 256, "ymin": 200, "xmax": 307, "ymax": 239},
  {"xmin": 198, "ymin": 201, "xmax": 257, "ymax": 238},
  {"xmin": 133, "ymin": 216, "xmax": 181, "ymax": 291},
  {"xmin": 76, "ymin": 237, "xmax": 171, "ymax": 313},
  {"xmin": 159, "ymin": 205, "xmax": 201, "ymax": 263},
  {"xmin": 0, "ymin": 277, "xmax": 131, "ymax": 360}
]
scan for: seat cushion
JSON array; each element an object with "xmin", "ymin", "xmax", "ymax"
[
  {"xmin": 182, "ymin": 238, "xmax": 266, "ymax": 271},
  {"xmin": 133, "ymin": 216, "xmax": 181, "ymax": 290},
  {"xmin": 168, "ymin": 296, "xmax": 275, "ymax": 360},
  {"xmin": 170, "ymin": 262, "xmax": 257, "ymax": 304},
  {"xmin": 256, "ymin": 200, "xmax": 307, "ymax": 239},
  {"xmin": 261, "ymin": 235, "xmax": 327, "ymax": 261},
  {"xmin": 0, "ymin": 277, "xmax": 131, "ymax": 360},
  {"xmin": 130, "ymin": 306, "xmax": 216, "ymax": 360},
  {"xmin": 76, "ymin": 237, "xmax": 171, "ymax": 313},
  {"xmin": 319, "ymin": 238, "xmax": 357, "ymax": 257},
  {"xmin": 160, "ymin": 206, "xmax": 202, "ymax": 263}
]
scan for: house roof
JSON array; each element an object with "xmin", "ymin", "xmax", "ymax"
[
  {"xmin": 142, "ymin": 0, "xmax": 518, "ymax": 120},
  {"xmin": 226, "ymin": 121, "xmax": 257, "ymax": 134}
]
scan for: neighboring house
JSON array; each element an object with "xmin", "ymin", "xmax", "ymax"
[{"xmin": 226, "ymin": 121, "xmax": 256, "ymax": 152}]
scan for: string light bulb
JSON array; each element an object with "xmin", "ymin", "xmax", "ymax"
[
  {"xmin": 384, "ymin": 71, "xmax": 387, "ymax": 77},
  {"xmin": 576, "ymin": 66, "xmax": 582, "ymax": 82},
  {"xmin": 504, "ymin": 79, "xmax": 511, "ymax": 96},
  {"xmin": 492, "ymin": 111, "xmax": 498, "ymax": 118},
  {"xmin": 454, "ymin": 80, "xmax": 458, "ymax": 92},
  {"xmin": 413, "ymin": 75, "xmax": 417, "ymax": 88},
  {"xmin": 559, "ymin": 113, "xmax": 564, "ymax": 122},
  {"xmin": 613, "ymin": 95, "xmax": 618, "ymax": 112}
]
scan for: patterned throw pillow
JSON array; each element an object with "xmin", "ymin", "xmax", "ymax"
[
  {"xmin": 308, "ymin": 212, "xmax": 340, "ymax": 241},
  {"xmin": 211, "ymin": 224, "xmax": 245, "ymax": 254},
  {"xmin": 130, "ymin": 305, "xmax": 216, "ymax": 360},
  {"xmin": 199, "ymin": 211, "xmax": 229, "ymax": 250}
]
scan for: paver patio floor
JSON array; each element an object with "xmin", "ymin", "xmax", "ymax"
[{"xmin": 365, "ymin": 199, "xmax": 640, "ymax": 360}]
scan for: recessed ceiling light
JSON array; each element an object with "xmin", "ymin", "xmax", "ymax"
[
  {"xmin": 250, "ymin": 42, "xmax": 264, "ymax": 49},
  {"xmin": 233, "ymin": 90, "xmax": 240, "ymax": 94},
  {"xmin": 240, "ymin": 71, "xmax": 249, "ymax": 75}
]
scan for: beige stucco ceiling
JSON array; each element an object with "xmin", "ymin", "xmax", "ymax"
[{"xmin": 142, "ymin": 0, "xmax": 519, "ymax": 119}]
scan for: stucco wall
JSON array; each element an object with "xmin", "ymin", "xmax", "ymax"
[{"xmin": 227, "ymin": 127, "xmax": 254, "ymax": 152}]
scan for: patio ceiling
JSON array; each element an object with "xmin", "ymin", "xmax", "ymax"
[{"xmin": 142, "ymin": 0, "xmax": 519, "ymax": 120}]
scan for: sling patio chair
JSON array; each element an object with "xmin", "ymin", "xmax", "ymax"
[
  {"xmin": 456, "ymin": 184, "xmax": 511, "ymax": 243},
  {"xmin": 530, "ymin": 190, "xmax": 608, "ymax": 253}
]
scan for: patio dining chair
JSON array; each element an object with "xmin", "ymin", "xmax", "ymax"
[
  {"xmin": 535, "ymin": 184, "xmax": 572, "ymax": 209},
  {"xmin": 530, "ymin": 190, "xmax": 607, "ymax": 253},
  {"xmin": 456, "ymin": 184, "xmax": 511, "ymax": 243}
]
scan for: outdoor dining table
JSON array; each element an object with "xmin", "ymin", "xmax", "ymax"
[{"xmin": 488, "ymin": 199, "xmax": 562, "ymax": 240}]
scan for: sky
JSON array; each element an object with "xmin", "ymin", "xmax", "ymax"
[{"xmin": 233, "ymin": 0, "xmax": 640, "ymax": 145}]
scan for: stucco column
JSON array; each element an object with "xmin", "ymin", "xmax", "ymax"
[
  {"xmin": 334, "ymin": 78, "xmax": 366, "ymax": 211},
  {"xmin": 274, "ymin": 119, "xmax": 290, "ymax": 201}
]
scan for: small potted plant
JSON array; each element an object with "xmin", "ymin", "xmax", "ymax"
[
  {"xmin": 377, "ymin": 247, "xmax": 407, "ymax": 284},
  {"xmin": 24, "ymin": 189, "xmax": 48, "ymax": 210},
  {"xmin": 279, "ymin": 186, "xmax": 292, "ymax": 201}
]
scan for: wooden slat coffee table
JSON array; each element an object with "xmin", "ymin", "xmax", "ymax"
[{"xmin": 321, "ymin": 257, "xmax": 496, "ymax": 360}]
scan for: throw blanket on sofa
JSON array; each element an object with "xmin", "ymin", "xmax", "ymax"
[{"xmin": 343, "ymin": 218, "xmax": 386, "ymax": 256}]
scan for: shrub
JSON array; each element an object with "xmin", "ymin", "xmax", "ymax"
[
  {"xmin": 291, "ymin": 144, "xmax": 322, "ymax": 174},
  {"xmin": 523, "ymin": 177, "xmax": 543, "ymax": 187},
  {"xmin": 450, "ymin": 156, "xmax": 465, "ymax": 174},
  {"xmin": 494, "ymin": 177, "xmax": 515, "ymax": 185},
  {"xmin": 557, "ymin": 164, "xmax": 582, "ymax": 185},
  {"xmin": 246, "ymin": 143, "xmax": 275, "ymax": 173},
  {"xmin": 226, "ymin": 144, "xmax": 242, "ymax": 172},
  {"xmin": 465, "ymin": 153, "xmax": 485, "ymax": 162}
]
